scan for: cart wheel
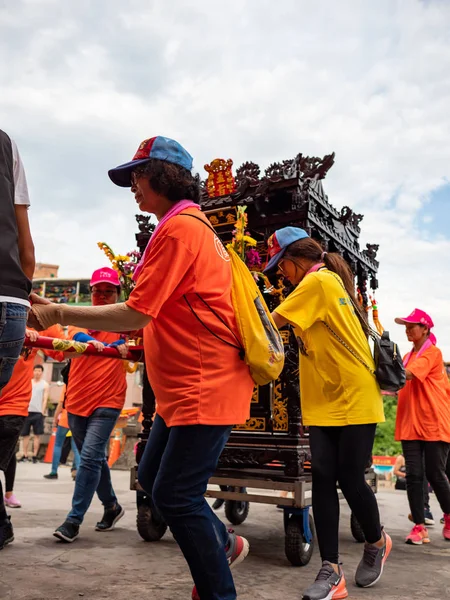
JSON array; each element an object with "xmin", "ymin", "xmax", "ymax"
[
  {"xmin": 350, "ymin": 513, "xmax": 365, "ymax": 543},
  {"xmin": 224, "ymin": 500, "xmax": 250, "ymax": 525},
  {"xmin": 285, "ymin": 513, "xmax": 315, "ymax": 566},
  {"xmin": 136, "ymin": 504, "xmax": 168, "ymax": 542}
]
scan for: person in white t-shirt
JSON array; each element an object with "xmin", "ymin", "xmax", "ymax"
[
  {"xmin": 19, "ymin": 365, "xmax": 49, "ymax": 463},
  {"xmin": 0, "ymin": 131, "xmax": 35, "ymax": 550},
  {"xmin": 0, "ymin": 130, "xmax": 35, "ymax": 392}
]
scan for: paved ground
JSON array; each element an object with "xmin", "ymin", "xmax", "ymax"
[{"xmin": 1, "ymin": 463, "xmax": 450, "ymax": 600}]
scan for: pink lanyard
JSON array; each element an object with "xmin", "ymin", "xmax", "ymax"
[
  {"xmin": 304, "ymin": 262, "xmax": 325, "ymax": 276},
  {"xmin": 133, "ymin": 200, "xmax": 200, "ymax": 281},
  {"xmin": 403, "ymin": 338, "xmax": 433, "ymax": 367}
]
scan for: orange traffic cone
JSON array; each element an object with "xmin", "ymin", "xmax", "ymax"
[
  {"xmin": 108, "ymin": 428, "xmax": 122, "ymax": 467},
  {"xmin": 44, "ymin": 427, "xmax": 57, "ymax": 463}
]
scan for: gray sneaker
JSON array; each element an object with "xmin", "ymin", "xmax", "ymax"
[
  {"xmin": 355, "ymin": 529, "xmax": 392, "ymax": 588},
  {"xmin": 302, "ymin": 561, "xmax": 348, "ymax": 600}
]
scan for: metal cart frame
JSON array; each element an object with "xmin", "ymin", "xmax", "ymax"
[{"xmin": 131, "ymin": 466, "xmax": 377, "ymax": 566}]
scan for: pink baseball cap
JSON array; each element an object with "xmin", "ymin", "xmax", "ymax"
[
  {"xmin": 395, "ymin": 309, "xmax": 434, "ymax": 328},
  {"xmin": 90, "ymin": 267, "xmax": 121, "ymax": 288}
]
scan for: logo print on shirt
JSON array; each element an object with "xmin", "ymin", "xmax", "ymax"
[{"xmin": 214, "ymin": 236, "xmax": 230, "ymax": 261}]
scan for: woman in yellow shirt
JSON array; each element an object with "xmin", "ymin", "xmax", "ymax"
[{"xmin": 266, "ymin": 227, "xmax": 390, "ymax": 600}]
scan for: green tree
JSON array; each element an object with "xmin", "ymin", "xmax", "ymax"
[{"xmin": 373, "ymin": 395, "xmax": 402, "ymax": 456}]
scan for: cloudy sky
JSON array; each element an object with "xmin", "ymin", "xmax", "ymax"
[{"xmin": 2, "ymin": 0, "xmax": 450, "ymax": 357}]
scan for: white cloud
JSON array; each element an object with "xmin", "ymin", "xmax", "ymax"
[{"xmin": 1, "ymin": 0, "xmax": 450, "ymax": 355}]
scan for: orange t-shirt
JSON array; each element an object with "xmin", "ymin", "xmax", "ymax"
[
  {"xmin": 126, "ymin": 208, "xmax": 254, "ymax": 427},
  {"xmin": 59, "ymin": 408, "xmax": 69, "ymax": 429},
  {"xmin": 0, "ymin": 325, "xmax": 65, "ymax": 417},
  {"xmin": 395, "ymin": 345, "xmax": 450, "ymax": 442},
  {"xmin": 55, "ymin": 385, "xmax": 69, "ymax": 428},
  {"xmin": 64, "ymin": 327, "xmax": 127, "ymax": 417}
]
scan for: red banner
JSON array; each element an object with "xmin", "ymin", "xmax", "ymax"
[{"xmin": 24, "ymin": 336, "xmax": 144, "ymax": 362}]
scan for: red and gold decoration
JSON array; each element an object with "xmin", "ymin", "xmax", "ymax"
[
  {"xmin": 205, "ymin": 207, "xmax": 237, "ymax": 228},
  {"xmin": 204, "ymin": 158, "xmax": 236, "ymax": 198},
  {"xmin": 370, "ymin": 296, "xmax": 384, "ymax": 335}
]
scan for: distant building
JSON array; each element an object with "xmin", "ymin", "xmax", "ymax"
[
  {"xmin": 34, "ymin": 262, "xmax": 59, "ymax": 278},
  {"xmin": 32, "ymin": 277, "xmax": 91, "ymax": 305}
]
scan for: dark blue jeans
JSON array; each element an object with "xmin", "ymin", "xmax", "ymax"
[
  {"xmin": 67, "ymin": 408, "xmax": 120, "ymax": 525},
  {"xmin": 51, "ymin": 426, "xmax": 81, "ymax": 475},
  {"xmin": 138, "ymin": 414, "xmax": 234, "ymax": 600},
  {"xmin": 0, "ymin": 302, "xmax": 27, "ymax": 391}
]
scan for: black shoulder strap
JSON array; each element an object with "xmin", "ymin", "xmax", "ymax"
[
  {"xmin": 183, "ymin": 294, "xmax": 244, "ymax": 357},
  {"xmin": 178, "ymin": 213, "xmax": 244, "ymax": 359}
]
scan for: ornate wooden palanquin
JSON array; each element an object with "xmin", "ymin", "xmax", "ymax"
[
  {"xmin": 201, "ymin": 153, "xmax": 380, "ymax": 476},
  {"xmin": 134, "ymin": 152, "xmax": 380, "ymax": 477}
]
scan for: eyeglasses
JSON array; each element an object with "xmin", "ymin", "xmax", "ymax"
[
  {"xmin": 91, "ymin": 289, "xmax": 117, "ymax": 297},
  {"xmin": 131, "ymin": 169, "xmax": 145, "ymax": 187},
  {"xmin": 278, "ymin": 259, "xmax": 287, "ymax": 275}
]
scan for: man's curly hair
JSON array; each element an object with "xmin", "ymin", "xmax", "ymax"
[{"xmin": 133, "ymin": 159, "xmax": 201, "ymax": 204}]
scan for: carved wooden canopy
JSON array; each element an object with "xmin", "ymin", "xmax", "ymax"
[{"xmin": 200, "ymin": 152, "xmax": 379, "ymax": 300}]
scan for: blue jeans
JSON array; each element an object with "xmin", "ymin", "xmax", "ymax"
[
  {"xmin": 67, "ymin": 407, "xmax": 120, "ymax": 525},
  {"xmin": 51, "ymin": 426, "xmax": 81, "ymax": 475},
  {"xmin": 0, "ymin": 303, "xmax": 27, "ymax": 391},
  {"xmin": 138, "ymin": 414, "xmax": 234, "ymax": 600}
]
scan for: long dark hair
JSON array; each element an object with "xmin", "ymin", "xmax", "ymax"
[{"xmin": 284, "ymin": 237, "xmax": 368, "ymax": 332}]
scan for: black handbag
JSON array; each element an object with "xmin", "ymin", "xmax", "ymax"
[
  {"xmin": 371, "ymin": 330, "xmax": 406, "ymax": 392},
  {"xmin": 322, "ymin": 273, "xmax": 406, "ymax": 393},
  {"xmin": 395, "ymin": 476, "xmax": 407, "ymax": 491}
]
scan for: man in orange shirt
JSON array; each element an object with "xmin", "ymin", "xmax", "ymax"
[
  {"xmin": 0, "ymin": 325, "xmax": 63, "ymax": 550},
  {"xmin": 52, "ymin": 268, "xmax": 129, "ymax": 544},
  {"xmin": 29, "ymin": 137, "xmax": 254, "ymax": 599}
]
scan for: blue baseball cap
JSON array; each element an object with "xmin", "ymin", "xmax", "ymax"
[
  {"xmin": 108, "ymin": 136, "xmax": 194, "ymax": 187},
  {"xmin": 264, "ymin": 227, "xmax": 309, "ymax": 273}
]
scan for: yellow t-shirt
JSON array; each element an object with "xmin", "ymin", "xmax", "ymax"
[{"xmin": 275, "ymin": 269, "xmax": 384, "ymax": 427}]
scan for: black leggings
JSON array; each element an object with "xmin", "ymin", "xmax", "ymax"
[
  {"xmin": 0, "ymin": 479, "xmax": 6, "ymax": 523},
  {"xmin": 402, "ymin": 440, "xmax": 450, "ymax": 524},
  {"xmin": 4, "ymin": 454, "xmax": 16, "ymax": 493},
  {"xmin": 309, "ymin": 424, "xmax": 382, "ymax": 564},
  {"xmin": 0, "ymin": 455, "xmax": 17, "ymax": 523}
]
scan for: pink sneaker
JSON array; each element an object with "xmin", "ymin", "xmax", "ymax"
[
  {"xmin": 192, "ymin": 530, "xmax": 249, "ymax": 599},
  {"xmin": 442, "ymin": 514, "xmax": 450, "ymax": 540},
  {"xmin": 406, "ymin": 524, "xmax": 430, "ymax": 545},
  {"xmin": 5, "ymin": 494, "xmax": 21, "ymax": 508}
]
